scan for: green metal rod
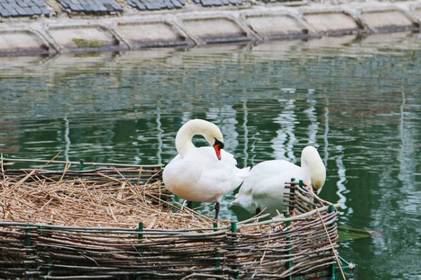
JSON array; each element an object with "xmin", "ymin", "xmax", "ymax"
[{"xmin": 137, "ymin": 222, "xmax": 144, "ymax": 239}]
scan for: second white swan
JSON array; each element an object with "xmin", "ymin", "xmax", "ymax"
[{"xmin": 231, "ymin": 146, "xmax": 326, "ymax": 215}]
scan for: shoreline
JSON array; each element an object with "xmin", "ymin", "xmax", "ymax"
[{"xmin": 0, "ymin": 0, "xmax": 420, "ymax": 56}]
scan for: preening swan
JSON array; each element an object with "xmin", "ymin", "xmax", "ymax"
[
  {"xmin": 163, "ymin": 119, "xmax": 250, "ymax": 220},
  {"xmin": 231, "ymin": 146, "xmax": 326, "ymax": 215}
]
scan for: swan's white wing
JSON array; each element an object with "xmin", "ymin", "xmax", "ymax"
[
  {"xmin": 235, "ymin": 160, "xmax": 290, "ymax": 194},
  {"xmin": 252, "ymin": 177, "xmax": 289, "ymax": 214},
  {"xmin": 232, "ymin": 160, "xmax": 289, "ymax": 213},
  {"xmin": 194, "ymin": 147, "xmax": 249, "ymax": 199},
  {"xmin": 164, "ymin": 147, "xmax": 249, "ymax": 202},
  {"xmin": 163, "ymin": 156, "xmax": 203, "ymax": 199},
  {"xmin": 232, "ymin": 160, "xmax": 308, "ymax": 214}
]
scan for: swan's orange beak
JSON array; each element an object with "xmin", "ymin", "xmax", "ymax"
[{"xmin": 213, "ymin": 139, "xmax": 224, "ymax": 160}]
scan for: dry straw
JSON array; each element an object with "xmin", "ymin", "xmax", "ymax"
[
  {"xmin": 0, "ymin": 165, "xmax": 212, "ymax": 229},
  {"xmin": 0, "ymin": 158, "xmax": 343, "ymax": 279}
]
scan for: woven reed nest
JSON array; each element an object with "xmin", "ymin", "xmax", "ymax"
[{"xmin": 0, "ymin": 158, "xmax": 351, "ymax": 279}]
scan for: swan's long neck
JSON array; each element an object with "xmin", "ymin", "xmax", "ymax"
[
  {"xmin": 175, "ymin": 119, "xmax": 219, "ymax": 157},
  {"xmin": 301, "ymin": 148, "xmax": 326, "ymax": 190}
]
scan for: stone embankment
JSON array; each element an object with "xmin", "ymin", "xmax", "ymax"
[{"xmin": 0, "ymin": 0, "xmax": 420, "ymax": 55}]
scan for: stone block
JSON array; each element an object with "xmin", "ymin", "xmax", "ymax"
[
  {"xmin": 244, "ymin": 14, "xmax": 306, "ymax": 39},
  {"xmin": 360, "ymin": 9, "xmax": 414, "ymax": 31},
  {"xmin": 116, "ymin": 21, "xmax": 188, "ymax": 47},
  {"xmin": 0, "ymin": 30, "xmax": 49, "ymax": 55},
  {"xmin": 48, "ymin": 26, "xmax": 118, "ymax": 50},
  {"xmin": 182, "ymin": 17, "xmax": 249, "ymax": 43},
  {"xmin": 303, "ymin": 12, "xmax": 359, "ymax": 35}
]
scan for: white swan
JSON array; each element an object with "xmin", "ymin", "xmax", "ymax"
[
  {"xmin": 163, "ymin": 119, "xmax": 250, "ymax": 220},
  {"xmin": 231, "ymin": 146, "xmax": 326, "ymax": 215}
]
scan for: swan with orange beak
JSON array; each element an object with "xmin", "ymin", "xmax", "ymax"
[{"xmin": 163, "ymin": 119, "xmax": 250, "ymax": 221}]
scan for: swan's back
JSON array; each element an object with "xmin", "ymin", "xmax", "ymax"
[{"xmin": 232, "ymin": 160, "xmax": 309, "ymax": 214}]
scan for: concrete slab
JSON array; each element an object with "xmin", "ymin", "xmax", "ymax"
[
  {"xmin": 115, "ymin": 21, "xmax": 189, "ymax": 47},
  {"xmin": 181, "ymin": 16, "xmax": 249, "ymax": 44},
  {"xmin": 244, "ymin": 13, "xmax": 307, "ymax": 39},
  {"xmin": 360, "ymin": 9, "xmax": 415, "ymax": 32},
  {"xmin": 47, "ymin": 25, "xmax": 118, "ymax": 51},
  {"xmin": 303, "ymin": 11, "xmax": 360, "ymax": 35},
  {"xmin": 0, "ymin": 30, "xmax": 49, "ymax": 55}
]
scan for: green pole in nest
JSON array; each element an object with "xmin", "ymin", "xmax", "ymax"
[
  {"xmin": 214, "ymin": 248, "xmax": 222, "ymax": 274},
  {"xmin": 212, "ymin": 221, "xmax": 225, "ymax": 275},
  {"xmin": 230, "ymin": 222, "xmax": 239, "ymax": 279},
  {"xmin": 24, "ymin": 226, "xmax": 32, "ymax": 247},
  {"xmin": 298, "ymin": 180, "xmax": 304, "ymax": 188},
  {"xmin": 79, "ymin": 160, "xmax": 85, "ymax": 170},
  {"xmin": 38, "ymin": 225, "xmax": 52, "ymax": 275},
  {"xmin": 137, "ymin": 222, "xmax": 144, "ymax": 239},
  {"xmin": 230, "ymin": 222, "xmax": 238, "ymax": 233},
  {"xmin": 23, "ymin": 225, "xmax": 34, "ymax": 276}
]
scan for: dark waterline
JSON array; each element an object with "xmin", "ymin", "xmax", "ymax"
[{"xmin": 1, "ymin": 33, "xmax": 420, "ymax": 279}]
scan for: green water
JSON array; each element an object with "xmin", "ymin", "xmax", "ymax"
[{"xmin": 1, "ymin": 33, "xmax": 420, "ymax": 279}]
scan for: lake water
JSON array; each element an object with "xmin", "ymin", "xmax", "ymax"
[{"xmin": 0, "ymin": 33, "xmax": 420, "ymax": 279}]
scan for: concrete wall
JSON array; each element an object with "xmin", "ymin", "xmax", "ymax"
[{"xmin": 0, "ymin": 1, "xmax": 420, "ymax": 56}]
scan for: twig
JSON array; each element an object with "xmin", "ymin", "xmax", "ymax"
[
  {"xmin": 316, "ymin": 208, "xmax": 347, "ymax": 280},
  {"xmin": 13, "ymin": 170, "xmax": 36, "ymax": 189},
  {"xmin": 59, "ymin": 162, "xmax": 71, "ymax": 182},
  {"xmin": 1, "ymin": 153, "xmax": 5, "ymax": 180}
]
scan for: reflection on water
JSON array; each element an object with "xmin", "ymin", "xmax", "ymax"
[
  {"xmin": 1, "ymin": 33, "xmax": 421, "ymax": 279},
  {"xmin": 335, "ymin": 145, "xmax": 350, "ymax": 215},
  {"xmin": 272, "ymin": 99, "xmax": 297, "ymax": 162}
]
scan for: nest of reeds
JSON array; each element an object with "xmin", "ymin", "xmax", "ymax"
[
  {"xmin": 0, "ymin": 162, "xmax": 215, "ymax": 229},
  {"xmin": 0, "ymin": 159, "xmax": 350, "ymax": 279}
]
